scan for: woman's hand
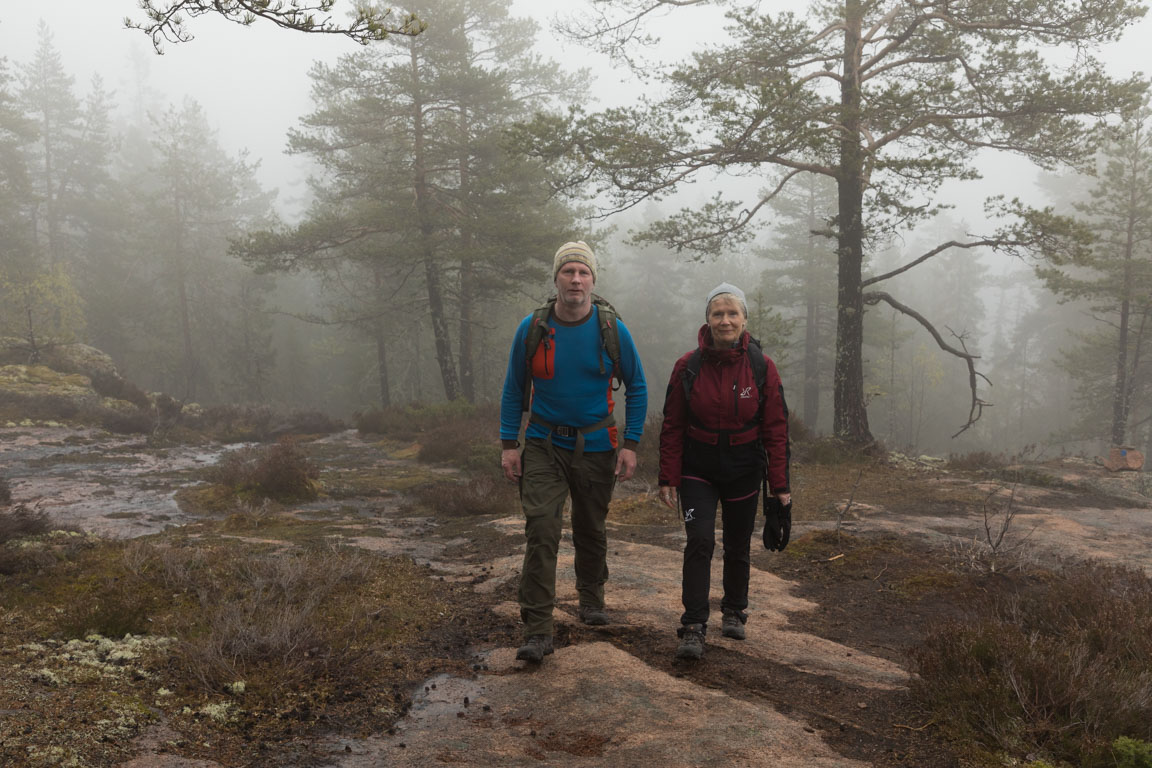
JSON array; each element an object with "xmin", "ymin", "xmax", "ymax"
[
  {"xmin": 658, "ymin": 485, "xmax": 678, "ymax": 510},
  {"xmin": 775, "ymin": 492, "xmax": 791, "ymax": 506}
]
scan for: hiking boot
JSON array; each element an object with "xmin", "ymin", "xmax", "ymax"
[
  {"xmin": 515, "ymin": 634, "xmax": 554, "ymax": 663},
  {"xmin": 578, "ymin": 606, "xmax": 610, "ymax": 626},
  {"xmin": 721, "ymin": 612, "xmax": 746, "ymax": 640},
  {"xmin": 675, "ymin": 624, "xmax": 706, "ymax": 660}
]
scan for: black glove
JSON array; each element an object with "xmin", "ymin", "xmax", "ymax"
[{"xmin": 763, "ymin": 496, "xmax": 792, "ymax": 552}]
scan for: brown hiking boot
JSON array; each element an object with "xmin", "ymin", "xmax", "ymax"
[
  {"xmin": 515, "ymin": 634, "xmax": 554, "ymax": 663},
  {"xmin": 675, "ymin": 624, "xmax": 706, "ymax": 660},
  {"xmin": 721, "ymin": 612, "xmax": 746, "ymax": 640},
  {"xmin": 578, "ymin": 606, "xmax": 610, "ymax": 626}
]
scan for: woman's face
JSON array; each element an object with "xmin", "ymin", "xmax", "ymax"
[{"xmin": 707, "ymin": 296, "xmax": 747, "ymax": 347}]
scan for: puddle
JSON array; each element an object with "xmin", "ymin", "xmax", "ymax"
[{"xmin": 1, "ymin": 427, "xmax": 231, "ymax": 538}]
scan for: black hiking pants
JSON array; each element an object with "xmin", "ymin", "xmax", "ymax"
[{"xmin": 679, "ymin": 470, "xmax": 761, "ymax": 628}]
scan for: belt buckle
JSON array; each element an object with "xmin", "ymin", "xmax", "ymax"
[{"xmin": 555, "ymin": 425, "xmax": 576, "ymax": 438}]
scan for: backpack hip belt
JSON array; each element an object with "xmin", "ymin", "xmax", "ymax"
[
  {"xmin": 529, "ymin": 412, "xmax": 616, "ymax": 468},
  {"xmin": 686, "ymin": 423, "xmax": 760, "ymax": 447}
]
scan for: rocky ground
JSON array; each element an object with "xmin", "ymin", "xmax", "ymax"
[{"xmin": 1, "ymin": 424, "xmax": 1149, "ymax": 767}]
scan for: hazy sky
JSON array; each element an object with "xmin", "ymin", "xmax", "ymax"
[{"xmin": 0, "ymin": 0, "xmax": 1149, "ymax": 225}]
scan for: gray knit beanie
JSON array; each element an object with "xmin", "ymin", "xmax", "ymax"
[
  {"xmin": 705, "ymin": 282, "xmax": 748, "ymax": 318},
  {"xmin": 553, "ymin": 241, "xmax": 597, "ymax": 282}
]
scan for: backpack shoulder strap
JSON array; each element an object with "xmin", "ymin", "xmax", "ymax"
[
  {"xmin": 681, "ymin": 348, "xmax": 703, "ymax": 403},
  {"xmin": 592, "ymin": 294, "xmax": 622, "ymax": 381},
  {"xmin": 746, "ymin": 337, "xmax": 768, "ymax": 402},
  {"xmin": 522, "ymin": 299, "xmax": 556, "ymax": 411}
]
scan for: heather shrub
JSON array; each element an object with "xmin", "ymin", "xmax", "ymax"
[
  {"xmin": 88, "ymin": 370, "xmax": 151, "ymax": 409},
  {"xmin": 0, "ymin": 507, "xmax": 81, "ymax": 576},
  {"xmin": 0, "ymin": 505, "xmax": 52, "ymax": 546},
  {"xmin": 57, "ymin": 577, "xmax": 154, "ymax": 639},
  {"xmin": 948, "ymin": 450, "xmax": 1007, "ymax": 471},
  {"xmin": 269, "ymin": 409, "xmax": 344, "ymax": 437},
  {"xmin": 100, "ymin": 407, "xmax": 154, "ymax": 435},
  {"xmin": 206, "ymin": 437, "xmax": 319, "ymax": 501},
  {"xmin": 356, "ymin": 399, "xmax": 486, "ymax": 440},
  {"xmin": 411, "ymin": 475, "xmax": 517, "ymax": 517},
  {"xmin": 910, "ymin": 561, "xmax": 1152, "ymax": 766},
  {"xmin": 793, "ymin": 436, "xmax": 879, "ymax": 465}
]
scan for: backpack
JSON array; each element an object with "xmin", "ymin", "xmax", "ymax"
[{"xmin": 521, "ymin": 293, "xmax": 622, "ymax": 412}]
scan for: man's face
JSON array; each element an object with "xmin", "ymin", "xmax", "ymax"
[{"xmin": 555, "ymin": 262, "xmax": 594, "ymax": 308}]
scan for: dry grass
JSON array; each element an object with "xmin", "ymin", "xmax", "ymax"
[{"xmin": 910, "ymin": 560, "xmax": 1152, "ymax": 766}]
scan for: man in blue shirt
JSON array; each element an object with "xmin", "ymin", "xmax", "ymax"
[{"xmin": 500, "ymin": 241, "xmax": 648, "ymax": 663}]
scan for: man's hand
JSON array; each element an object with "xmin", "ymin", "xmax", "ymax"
[
  {"xmin": 658, "ymin": 485, "xmax": 678, "ymax": 510},
  {"xmin": 776, "ymin": 492, "xmax": 791, "ymax": 506},
  {"xmin": 501, "ymin": 448, "xmax": 522, "ymax": 483},
  {"xmin": 615, "ymin": 447, "xmax": 637, "ymax": 481}
]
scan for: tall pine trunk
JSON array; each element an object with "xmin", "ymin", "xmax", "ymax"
[
  {"xmin": 373, "ymin": 264, "xmax": 391, "ymax": 408},
  {"xmin": 457, "ymin": 107, "xmax": 476, "ymax": 403},
  {"xmin": 833, "ymin": 0, "xmax": 873, "ymax": 443},
  {"xmin": 410, "ymin": 40, "xmax": 460, "ymax": 401}
]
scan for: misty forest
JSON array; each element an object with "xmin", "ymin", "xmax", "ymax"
[{"xmin": 3, "ymin": 1, "xmax": 1152, "ymax": 767}]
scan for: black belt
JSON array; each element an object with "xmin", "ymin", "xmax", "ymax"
[{"xmin": 529, "ymin": 412, "xmax": 616, "ymax": 466}]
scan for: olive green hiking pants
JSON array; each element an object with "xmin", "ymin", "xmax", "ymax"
[{"xmin": 518, "ymin": 437, "xmax": 616, "ymax": 639}]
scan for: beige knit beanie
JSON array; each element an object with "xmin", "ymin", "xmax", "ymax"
[{"xmin": 552, "ymin": 241, "xmax": 597, "ymax": 282}]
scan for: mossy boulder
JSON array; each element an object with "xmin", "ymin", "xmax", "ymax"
[
  {"xmin": 0, "ymin": 364, "xmax": 97, "ymax": 401},
  {"xmin": 0, "ymin": 338, "xmax": 118, "ymax": 380}
]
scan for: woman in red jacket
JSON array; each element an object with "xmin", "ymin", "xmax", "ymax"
[{"xmin": 658, "ymin": 283, "xmax": 791, "ymax": 660}]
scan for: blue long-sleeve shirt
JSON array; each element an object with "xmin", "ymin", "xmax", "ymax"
[{"xmin": 500, "ymin": 304, "xmax": 647, "ymax": 452}]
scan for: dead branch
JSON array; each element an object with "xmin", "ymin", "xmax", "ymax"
[{"xmin": 864, "ymin": 291, "xmax": 992, "ymax": 437}]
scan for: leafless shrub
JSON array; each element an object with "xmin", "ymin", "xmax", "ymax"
[
  {"xmin": 206, "ymin": 437, "xmax": 319, "ymax": 501},
  {"xmin": 221, "ymin": 499, "xmax": 281, "ymax": 531},
  {"xmin": 949, "ymin": 485, "xmax": 1038, "ymax": 574},
  {"xmin": 911, "ymin": 560, "xmax": 1152, "ymax": 765},
  {"xmin": 411, "ymin": 475, "xmax": 517, "ymax": 517},
  {"xmin": 835, "ymin": 467, "xmax": 866, "ymax": 542}
]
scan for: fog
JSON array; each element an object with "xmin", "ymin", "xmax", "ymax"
[{"xmin": 1, "ymin": 0, "xmax": 1150, "ymax": 459}]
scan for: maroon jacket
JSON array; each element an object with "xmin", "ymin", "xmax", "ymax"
[{"xmin": 658, "ymin": 325, "xmax": 790, "ymax": 492}]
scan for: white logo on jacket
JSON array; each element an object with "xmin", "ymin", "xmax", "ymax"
[{"xmin": 739, "ymin": 386, "xmax": 754, "ymax": 399}]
